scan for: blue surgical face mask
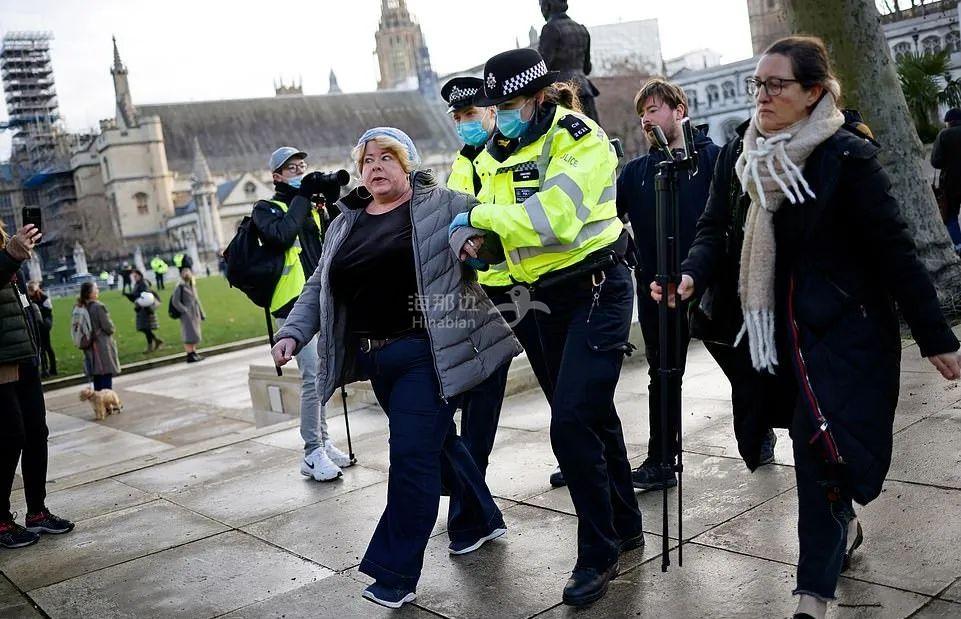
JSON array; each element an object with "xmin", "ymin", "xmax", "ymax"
[
  {"xmin": 496, "ymin": 101, "xmax": 532, "ymax": 139},
  {"xmin": 285, "ymin": 174, "xmax": 305, "ymax": 189},
  {"xmin": 456, "ymin": 120, "xmax": 491, "ymax": 147}
]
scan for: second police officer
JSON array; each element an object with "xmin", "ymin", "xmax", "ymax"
[
  {"xmin": 440, "ymin": 77, "xmax": 514, "ymax": 477},
  {"xmin": 449, "ymin": 48, "xmax": 642, "ymax": 607}
]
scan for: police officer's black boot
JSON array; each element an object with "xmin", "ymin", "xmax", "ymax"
[{"xmin": 562, "ymin": 561, "xmax": 619, "ymax": 606}]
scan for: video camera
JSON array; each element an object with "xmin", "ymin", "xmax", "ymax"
[{"xmin": 301, "ymin": 169, "xmax": 351, "ymax": 204}]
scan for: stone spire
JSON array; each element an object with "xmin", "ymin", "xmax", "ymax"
[
  {"xmin": 190, "ymin": 137, "xmax": 222, "ymax": 254},
  {"xmin": 328, "ymin": 68, "xmax": 342, "ymax": 94},
  {"xmin": 111, "ymin": 36, "xmax": 137, "ymax": 127},
  {"xmin": 191, "ymin": 137, "xmax": 213, "ymax": 186}
]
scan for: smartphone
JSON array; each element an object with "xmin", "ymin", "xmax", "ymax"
[{"xmin": 22, "ymin": 207, "xmax": 41, "ymax": 233}]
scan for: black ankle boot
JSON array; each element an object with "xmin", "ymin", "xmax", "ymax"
[{"xmin": 562, "ymin": 562, "xmax": 618, "ymax": 606}]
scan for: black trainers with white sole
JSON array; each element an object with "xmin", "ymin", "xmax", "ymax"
[
  {"xmin": 25, "ymin": 510, "xmax": 75, "ymax": 535},
  {"xmin": 362, "ymin": 582, "xmax": 416, "ymax": 609},
  {"xmin": 449, "ymin": 526, "xmax": 507, "ymax": 555},
  {"xmin": 0, "ymin": 519, "xmax": 40, "ymax": 548}
]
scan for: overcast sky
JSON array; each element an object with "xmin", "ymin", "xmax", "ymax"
[{"xmin": 0, "ymin": 0, "xmax": 753, "ymax": 158}]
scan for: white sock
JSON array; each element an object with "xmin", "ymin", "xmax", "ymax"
[{"xmin": 796, "ymin": 594, "xmax": 827, "ymax": 619}]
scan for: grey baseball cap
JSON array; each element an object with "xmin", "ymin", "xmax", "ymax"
[{"xmin": 268, "ymin": 146, "xmax": 308, "ymax": 172}]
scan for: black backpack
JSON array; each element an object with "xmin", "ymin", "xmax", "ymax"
[
  {"xmin": 168, "ymin": 286, "xmax": 183, "ymax": 320},
  {"xmin": 223, "ymin": 215, "xmax": 284, "ymax": 308}
]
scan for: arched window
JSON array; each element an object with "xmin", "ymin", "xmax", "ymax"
[
  {"xmin": 722, "ymin": 81, "xmax": 736, "ymax": 100},
  {"xmin": 722, "ymin": 117, "xmax": 745, "ymax": 142},
  {"xmin": 244, "ymin": 181, "xmax": 257, "ymax": 196},
  {"xmin": 922, "ymin": 35, "xmax": 942, "ymax": 55},
  {"xmin": 945, "ymin": 31, "xmax": 961, "ymax": 53},
  {"xmin": 893, "ymin": 41, "xmax": 913, "ymax": 60},
  {"xmin": 135, "ymin": 192, "xmax": 149, "ymax": 215},
  {"xmin": 706, "ymin": 84, "xmax": 720, "ymax": 107},
  {"xmin": 685, "ymin": 89, "xmax": 699, "ymax": 112}
]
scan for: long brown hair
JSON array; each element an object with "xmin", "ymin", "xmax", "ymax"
[
  {"xmin": 78, "ymin": 281, "xmax": 96, "ymax": 307},
  {"xmin": 540, "ymin": 80, "xmax": 583, "ymax": 114},
  {"xmin": 0, "ymin": 219, "xmax": 6, "ymax": 250}
]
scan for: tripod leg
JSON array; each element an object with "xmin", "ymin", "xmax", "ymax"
[{"xmin": 341, "ymin": 385, "xmax": 355, "ymax": 463}]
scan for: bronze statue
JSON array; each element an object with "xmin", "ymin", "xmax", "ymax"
[{"xmin": 537, "ymin": 0, "xmax": 600, "ymax": 122}]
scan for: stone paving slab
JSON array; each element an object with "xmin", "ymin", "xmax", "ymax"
[
  {"xmin": 115, "ymin": 440, "xmax": 295, "ymax": 495},
  {"xmin": 220, "ymin": 572, "xmax": 435, "ymax": 618},
  {"xmin": 0, "ymin": 575, "xmax": 41, "ymax": 618},
  {"xmin": 684, "ymin": 419, "xmax": 796, "ymax": 466},
  {"xmin": 43, "ymin": 422, "xmax": 170, "ymax": 482},
  {"xmin": 167, "ymin": 460, "xmax": 387, "ymax": 528},
  {"xmin": 696, "ymin": 480, "xmax": 961, "ymax": 597},
  {"xmin": 350, "ymin": 504, "xmax": 669, "ymax": 619},
  {"xmin": 1, "ymin": 499, "xmax": 227, "ymax": 591},
  {"xmin": 242, "ymin": 481, "xmax": 515, "ymax": 572},
  {"xmin": 897, "ymin": 371, "xmax": 961, "ymax": 420},
  {"xmin": 942, "ymin": 579, "xmax": 961, "ymax": 603},
  {"xmin": 888, "ymin": 409, "xmax": 961, "ymax": 489},
  {"xmin": 9, "ymin": 478, "xmax": 157, "ymax": 524},
  {"xmin": 484, "ymin": 428, "xmax": 563, "ymax": 502},
  {"xmin": 538, "ymin": 542, "xmax": 930, "ymax": 619},
  {"xmin": 28, "ymin": 531, "xmax": 332, "ymax": 619},
  {"xmin": 526, "ymin": 451, "xmax": 797, "ymax": 542},
  {"xmin": 912, "ymin": 599, "xmax": 961, "ymax": 618},
  {"xmin": 251, "ymin": 404, "xmax": 384, "ymax": 453}
]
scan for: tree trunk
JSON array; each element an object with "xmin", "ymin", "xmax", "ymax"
[{"xmin": 788, "ymin": 0, "xmax": 961, "ymax": 302}]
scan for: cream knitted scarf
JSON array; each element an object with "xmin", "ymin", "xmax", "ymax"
[{"xmin": 734, "ymin": 94, "xmax": 845, "ymax": 373}]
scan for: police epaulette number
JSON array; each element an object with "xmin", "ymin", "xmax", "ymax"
[{"xmin": 558, "ymin": 115, "xmax": 591, "ymax": 140}]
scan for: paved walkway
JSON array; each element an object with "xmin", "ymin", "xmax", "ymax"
[{"xmin": 2, "ymin": 332, "xmax": 960, "ymax": 618}]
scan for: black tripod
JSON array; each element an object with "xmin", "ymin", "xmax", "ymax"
[{"xmin": 651, "ymin": 120, "xmax": 698, "ymax": 572}]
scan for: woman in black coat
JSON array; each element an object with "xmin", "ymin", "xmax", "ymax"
[
  {"xmin": 658, "ymin": 37, "xmax": 961, "ymax": 619},
  {"xmin": 123, "ymin": 269, "xmax": 163, "ymax": 353}
]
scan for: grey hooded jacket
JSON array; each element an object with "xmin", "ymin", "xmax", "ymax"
[{"xmin": 275, "ymin": 169, "xmax": 522, "ymax": 404}]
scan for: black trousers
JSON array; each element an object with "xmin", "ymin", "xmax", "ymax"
[
  {"xmin": 638, "ymin": 293, "xmax": 691, "ymax": 465},
  {"xmin": 526, "ymin": 263, "xmax": 642, "ymax": 569},
  {"xmin": 39, "ymin": 327, "xmax": 56, "ymax": 375},
  {"xmin": 459, "ymin": 287, "xmax": 513, "ymax": 476},
  {"xmin": 0, "ymin": 364, "xmax": 49, "ymax": 519}
]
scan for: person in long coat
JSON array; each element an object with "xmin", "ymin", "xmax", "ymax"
[
  {"xmin": 124, "ymin": 269, "xmax": 163, "ymax": 353},
  {"xmin": 78, "ymin": 282, "xmax": 121, "ymax": 390},
  {"xmin": 659, "ymin": 37, "xmax": 961, "ymax": 619},
  {"xmin": 171, "ymin": 268, "xmax": 205, "ymax": 363}
]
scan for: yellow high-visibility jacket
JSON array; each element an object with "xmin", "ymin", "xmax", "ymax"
[
  {"xmin": 447, "ymin": 147, "xmax": 513, "ymax": 288},
  {"xmin": 268, "ymin": 200, "xmax": 322, "ymax": 313},
  {"xmin": 470, "ymin": 106, "xmax": 621, "ymax": 284}
]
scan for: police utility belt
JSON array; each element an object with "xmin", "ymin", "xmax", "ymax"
[{"xmin": 527, "ymin": 229, "xmax": 631, "ymax": 292}]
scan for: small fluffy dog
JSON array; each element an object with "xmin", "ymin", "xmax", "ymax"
[{"xmin": 79, "ymin": 387, "xmax": 123, "ymax": 421}]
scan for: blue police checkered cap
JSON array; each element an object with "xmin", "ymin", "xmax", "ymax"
[{"xmin": 355, "ymin": 127, "xmax": 421, "ymax": 164}]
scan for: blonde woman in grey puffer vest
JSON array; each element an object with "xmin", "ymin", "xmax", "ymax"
[{"xmin": 273, "ymin": 128, "xmax": 520, "ymax": 609}]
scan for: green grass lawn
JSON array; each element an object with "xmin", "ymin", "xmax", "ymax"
[{"xmin": 48, "ymin": 275, "xmax": 268, "ymax": 378}]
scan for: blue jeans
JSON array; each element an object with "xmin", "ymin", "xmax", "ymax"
[
  {"xmin": 275, "ymin": 316, "xmax": 328, "ymax": 455},
  {"xmin": 791, "ymin": 418, "xmax": 855, "ymax": 601},
  {"xmin": 92, "ymin": 374, "xmax": 113, "ymax": 391},
  {"xmin": 358, "ymin": 334, "xmax": 504, "ymax": 590}
]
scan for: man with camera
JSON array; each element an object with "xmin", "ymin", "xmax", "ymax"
[{"xmin": 253, "ymin": 146, "xmax": 352, "ymax": 482}]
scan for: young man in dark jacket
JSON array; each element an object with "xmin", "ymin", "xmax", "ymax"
[
  {"xmin": 26, "ymin": 281, "xmax": 55, "ymax": 377},
  {"xmin": 931, "ymin": 107, "xmax": 961, "ymax": 252},
  {"xmin": 251, "ymin": 147, "xmax": 351, "ymax": 482},
  {"xmin": 616, "ymin": 78, "xmax": 762, "ymax": 490}
]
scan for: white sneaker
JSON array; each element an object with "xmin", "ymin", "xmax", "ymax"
[
  {"xmin": 325, "ymin": 440, "xmax": 355, "ymax": 468},
  {"xmin": 300, "ymin": 447, "xmax": 342, "ymax": 482}
]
